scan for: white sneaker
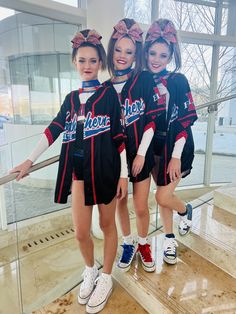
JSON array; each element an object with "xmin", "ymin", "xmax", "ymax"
[
  {"xmin": 77, "ymin": 265, "xmax": 99, "ymax": 305},
  {"xmin": 178, "ymin": 204, "xmax": 193, "ymax": 236},
  {"xmin": 86, "ymin": 274, "xmax": 113, "ymax": 313},
  {"xmin": 163, "ymin": 237, "xmax": 178, "ymax": 265}
]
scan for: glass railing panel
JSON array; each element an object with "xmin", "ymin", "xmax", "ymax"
[
  {"xmin": 10, "ymin": 161, "xmax": 84, "ymax": 313},
  {"xmin": 8, "ymin": 135, "xmax": 70, "ymax": 221},
  {"xmin": 0, "ymin": 180, "xmax": 22, "ymax": 313},
  {"xmin": 211, "ymin": 104, "xmax": 236, "ymax": 183}
]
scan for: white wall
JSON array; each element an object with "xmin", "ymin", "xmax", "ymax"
[{"xmin": 87, "ymin": 0, "xmax": 125, "ymax": 81}]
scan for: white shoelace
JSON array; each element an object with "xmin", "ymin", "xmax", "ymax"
[
  {"xmin": 91, "ymin": 277, "xmax": 111, "ymax": 302},
  {"xmin": 179, "ymin": 216, "xmax": 191, "ymax": 230},
  {"xmin": 164, "ymin": 238, "xmax": 178, "ymax": 254}
]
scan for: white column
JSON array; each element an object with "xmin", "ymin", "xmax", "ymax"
[{"xmin": 87, "ymin": 0, "xmax": 125, "ymax": 81}]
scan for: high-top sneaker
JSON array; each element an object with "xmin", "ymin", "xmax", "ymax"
[
  {"xmin": 137, "ymin": 243, "xmax": 156, "ymax": 272},
  {"xmin": 77, "ymin": 265, "xmax": 99, "ymax": 304},
  {"xmin": 178, "ymin": 204, "xmax": 193, "ymax": 236},
  {"xmin": 163, "ymin": 237, "xmax": 178, "ymax": 265},
  {"xmin": 117, "ymin": 242, "xmax": 137, "ymax": 272},
  {"xmin": 86, "ymin": 274, "xmax": 113, "ymax": 313}
]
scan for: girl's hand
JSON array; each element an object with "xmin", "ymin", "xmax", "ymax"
[
  {"xmin": 167, "ymin": 157, "xmax": 181, "ymax": 182},
  {"xmin": 9, "ymin": 159, "xmax": 33, "ymax": 181},
  {"xmin": 116, "ymin": 177, "xmax": 128, "ymax": 200},
  {"xmin": 132, "ymin": 155, "xmax": 145, "ymax": 177}
]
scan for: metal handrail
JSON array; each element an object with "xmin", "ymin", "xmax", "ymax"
[
  {"xmin": 0, "ymin": 156, "xmax": 59, "ymax": 186},
  {"xmin": 0, "ymin": 93, "xmax": 236, "ymax": 186},
  {"xmin": 195, "ymin": 93, "xmax": 236, "ymax": 111}
]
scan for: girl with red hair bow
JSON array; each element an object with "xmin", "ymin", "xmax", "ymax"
[
  {"xmin": 10, "ymin": 29, "xmax": 128, "ymax": 313},
  {"xmin": 144, "ymin": 19, "xmax": 198, "ymax": 265},
  {"xmin": 105, "ymin": 18, "xmax": 163, "ymax": 274}
]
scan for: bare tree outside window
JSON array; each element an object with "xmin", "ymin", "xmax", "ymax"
[
  {"xmin": 124, "ymin": 0, "xmax": 152, "ymax": 24},
  {"xmin": 158, "ymin": 0, "xmax": 234, "ymax": 121}
]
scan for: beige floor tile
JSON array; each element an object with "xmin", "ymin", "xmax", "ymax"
[
  {"xmin": 113, "ymin": 232, "xmax": 236, "ymax": 314},
  {"xmin": 33, "ymin": 280, "xmax": 147, "ymax": 314}
]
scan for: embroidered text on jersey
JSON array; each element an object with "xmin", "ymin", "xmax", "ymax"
[
  {"xmin": 84, "ymin": 111, "xmax": 111, "ymax": 139},
  {"xmin": 63, "ymin": 111, "xmax": 77, "ymax": 142},
  {"xmin": 122, "ymin": 98, "xmax": 145, "ymax": 126}
]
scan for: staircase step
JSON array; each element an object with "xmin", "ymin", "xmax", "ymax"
[
  {"xmin": 113, "ymin": 232, "xmax": 236, "ymax": 314},
  {"xmin": 174, "ymin": 202, "xmax": 236, "ymax": 278},
  {"xmin": 213, "ymin": 183, "xmax": 236, "ymax": 214}
]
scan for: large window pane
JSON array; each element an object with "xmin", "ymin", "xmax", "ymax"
[
  {"xmin": 124, "ymin": 0, "xmax": 152, "ymax": 24},
  {"xmin": 182, "ymin": 44, "xmax": 212, "ymax": 106},
  {"xmin": 159, "ymin": 0, "xmax": 215, "ymax": 34}
]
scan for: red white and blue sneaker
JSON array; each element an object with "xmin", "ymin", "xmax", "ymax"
[
  {"xmin": 117, "ymin": 242, "xmax": 137, "ymax": 272},
  {"xmin": 178, "ymin": 204, "xmax": 193, "ymax": 236},
  {"xmin": 137, "ymin": 243, "xmax": 156, "ymax": 272}
]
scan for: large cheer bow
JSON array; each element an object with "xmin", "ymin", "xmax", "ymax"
[
  {"xmin": 71, "ymin": 30, "xmax": 102, "ymax": 48},
  {"xmin": 112, "ymin": 20, "xmax": 143, "ymax": 43},
  {"xmin": 146, "ymin": 21, "xmax": 177, "ymax": 44}
]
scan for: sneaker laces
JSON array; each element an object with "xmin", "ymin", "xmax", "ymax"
[
  {"xmin": 179, "ymin": 216, "xmax": 191, "ymax": 230},
  {"xmin": 138, "ymin": 243, "xmax": 153, "ymax": 262},
  {"xmin": 81, "ymin": 268, "xmax": 97, "ymax": 289},
  {"xmin": 164, "ymin": 238, "xmax": 178, "ymax": 255},
  {"xmin": 91, "ymin": 276, "xmax": 110, "ymax": 302},
  {"xmin": 120, "ymin": 244, "xmax": 135, "ymax": 263}
]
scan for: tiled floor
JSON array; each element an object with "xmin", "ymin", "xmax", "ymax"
[{"xmin": 1, "ymin": 189, "xmax": 235, "ymax": 313}]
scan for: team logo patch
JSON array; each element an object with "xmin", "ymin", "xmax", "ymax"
[
  {"xmin": 122, "ymin": 98, "xmax": 145, "ymax": 126},
  {"xmin": 84, "ymin": 111, "xmax": 110, "ymax": 139},
  {"xmin": 169, "ymin": 104, "xmax": 178, "ymax": 124},
  {"xmin": 63, "ymin": 111, "xmax": 77, "ymax": 142}
]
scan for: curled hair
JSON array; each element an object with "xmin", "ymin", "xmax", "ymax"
[
  {"xmin": 107, "ymin": 18, "xmax": 143, "ymax": 76},
  {"xmin": 144, "ymin": 19, "xmax": 181, "ymax": 72},
  {"xmin": 72, "ymin": 29, "xmax": 107, "ymax": 70}
]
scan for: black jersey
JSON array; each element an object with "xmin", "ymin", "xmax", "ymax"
[
  {"xmin": 44, "ymin": 85, "xmax": 124, "ymax": 205},
  {"xmin": 104, "ymin": 71, "xmax": 164, "ymax": 182},
  {"xmin": 153, "ymin": 72, "xmax": 198, "ymax": 185}
]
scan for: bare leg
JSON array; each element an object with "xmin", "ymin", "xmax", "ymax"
[
  {"xmin": 98, "ymin": 198, "xmax": 117, "ymax": 274},
  {"xmin": 72, "ymin": 180, "xmax": 94, "ymax": 266},
  {"xmin": 156, "ymin": 179, "xmax": 186, "ymax": 215},
  {"xmin": 133, "ymin": 177, "xmax": 151, "ymax": 237},
  {"xmin": 116, "ymin": 194, "xmax": 131, "ymax": 236}
]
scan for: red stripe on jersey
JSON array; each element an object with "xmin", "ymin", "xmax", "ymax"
[
  {"xmin": 176, "ymin": 130, "xmax": 188, "ymax": 142},
  {"xmin": 118, "ymin": 142, "xmax": 125, "ymax": 154},
  {"xmin": 52, "ymin": 121, "xmax": 64, "ymax": 130},
  {"xmin": 144, "ymin": 121, "xmax": 155, "ymax": 132},
  {"xmin": 164, "ymin": 144, "xmax": 168, "ymax": 185},
  {"xmin": 113, "ymin": 133, "xmax": 123, "ymax": 140},
  {"xmin": 44, "ymin": 128, "xmax": 54, "ymax": 146},
  {"xmin": 128, "ymin": 75, "xmax": 139, "ymax": 99},
  {"xmin": 90, "ymin": 87, "xmax": 109, "ymax": 204},
  {"xmin": 181, "ymin": 120, "xmax": 191, "ymax": 128},
  {"xmin": 178, "ymin": 113, "xmax": 197, "ymax": 121},
  {"xmin": 70, "ymin": 91, "xmax": 74, "ymax": 115},
  {"xmin": 57, "ymin": 144, "xmax": 69, "ymax": 203},
  {"xmin": 146, "ymin": 107, "xmax": 162, "ymax": 115},
  {"xmin": 91, "ymin": 137, "xmax": 97, "ymax": 204},
  {"xmin": 133, "ymin": 122, "xmax": 139, "ymax": 150}
]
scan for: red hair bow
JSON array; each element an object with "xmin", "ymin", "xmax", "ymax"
[
  {"xmin": 71, "ymin": 30, "xmax": 102, "ymax": 48},
  {"xmin": 146, "ymin": 22, "xmax": 177, "ymax": 44},
  {"xmin": 112, "ymin": 20, "xmax": 143, "ymax": 43}
]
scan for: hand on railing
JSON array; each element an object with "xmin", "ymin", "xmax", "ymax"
[{"xmin": 9, "ymin": 159, "xmax": 33, "ymax": 181}]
